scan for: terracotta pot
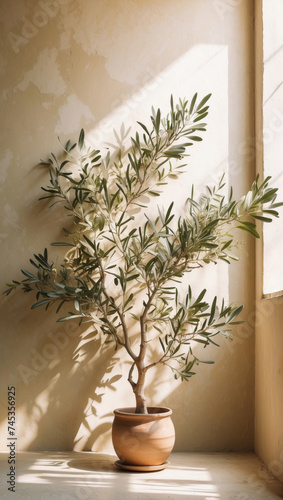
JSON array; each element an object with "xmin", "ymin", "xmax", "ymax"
[{"xmin": 112, "ymin": 407, "xmax": 175, "ymax": 470}]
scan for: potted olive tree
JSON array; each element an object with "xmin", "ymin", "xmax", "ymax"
[{"xmin": 5, "ymin": 94, "xmax": 282, "ymax": 470}]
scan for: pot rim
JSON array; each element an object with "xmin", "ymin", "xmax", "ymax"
[{"xmin": 113, "ymin": 406, "xmax": 172, "ymax": 417}]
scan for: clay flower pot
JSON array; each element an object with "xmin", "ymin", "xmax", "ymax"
[{"xmin": 112, "ymin": 407, "xmax": 175, "ymax": 471}]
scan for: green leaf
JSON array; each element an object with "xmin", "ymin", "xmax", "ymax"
[
  {"xmin": 21, "ymin": 269, "xmax": 36, "ymax": 279},
  {"xmin": 227, "ymin": 305, "xmax": 243, "ymax": 323},
  {"xmin": 194, "ymin": 289, "xmax": 207, "ymax": 305},
  {"xmin": 194, "ymin": 338, "xmax": 209, "ymax": 345},
  {"xmin": 83, "ymin": 235, "xmax": 96, "ymax": 251},
  {"xmin": 56, "ymin": 300, "xmax": 66, "ymax": 313},
  {"xmin": 262, "ymin": 209, "xmax": 280, "ymax": 216},
  {"xmin": 268, "ymin": 202, "xmax": 283, "ymax": 209},
  {"xmin": 201, "ymin": 242, "xmax": 218, "ymax": 249},
  {"xmin": 193, "ymin": 112, "xmax": 208, "ymax": 123},
  {"xmin": 74, "ymin": 299, "xmax": 80, "ymax": 312},
  {"xmin": 188, "ymin": 136, "xmax": 203, "ymax": 142},
  {"xmin": 126, "ymin": 274, "xmax": 140, "ymax": 282},
  {"xmin": 51, "ymin": 242, "xmax": 75, "ymax": 247},
  {"xmin": 31, "ymin": 299, "xmax": 50, "ymax": 309},
  {"xmin": 221, "ymin": 239, "xmax": 233, "ymax": 251},
  {"xmin": 124, "ymin": 293, "xmax": 134, "ymax": 308},
  {"xmin": 198, "ymin": 359, "xmax": 214, "ymax": 364},
  {"xmin": 209, "ymin": 297, "xmax": 217, "ymax": 325},
  {"xmin": 57, "ymin": 314, "xmax": 83, "ymax": 322},
  {"xmin": 236, "ymin": 225, "xmax": 260, "ymax": 238},
  {"xmin": 189, "ymin": 93, "xmax": 198, "ymax": 114},
  {"xmin": 137, "ymin": 121, "xmax": 150, "ymax": 136},
  {"xmin": 252, "ymin": 215, "xmax": 272, "ymax": 223},
  {"xmin": 159, "ymin": 337, "xmax": 165, "ymax": 352},
  {"xmin": 196, "ymin": 93, "xmax": 212, "ymax": 111},
  {"xmin": 78, "ymin": 129, "xmax": 85, "ymax": 150},
  {"xmin": 155, "ymin": 108, "xmax": 161, "ymax": 135}
]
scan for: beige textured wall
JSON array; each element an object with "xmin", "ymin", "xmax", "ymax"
[
  {"xmin": 0, "ymin": 0, "xmax": 255, "ymax": 452},
  {"xmin": 255, "ymin": 0, "xmax": 283, "ymax": 483}
]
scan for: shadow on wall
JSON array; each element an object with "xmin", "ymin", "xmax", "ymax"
[
  {"xmin": 1, "ymin": 291, "xmax": 123, "ymax": 450},
  {"xmin": 0, "ymin": 0, "xmax": 256, "ymax": 452}
]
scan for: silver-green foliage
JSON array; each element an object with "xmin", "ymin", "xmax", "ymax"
[{"xmin": 5, "ymin": 94, "xmax": 282, "ymax": 412}]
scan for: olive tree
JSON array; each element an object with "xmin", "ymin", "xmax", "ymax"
[{"xmin": 5, "ymin": 94, "xmax": 282, "ymax": 413}]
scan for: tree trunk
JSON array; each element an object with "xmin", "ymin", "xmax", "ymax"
[{"xmin": 133, "ymin": 368, "xmax": 148, "ymax": 414}]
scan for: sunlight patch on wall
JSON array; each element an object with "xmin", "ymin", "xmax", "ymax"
[
  {"xmin": 17, "ymin": 47, "xmax": 66, "ymax": 97},
  {"xmin": 84, "ymin": 43, "xmax": 230, "ymax": 308},
  {"xmin": 55, "ymin": 94, "xmax": 96, "ymax": 135},
  {"xmin": 262, "ymin": 1, "xmax": 283, "ymax": 296}
]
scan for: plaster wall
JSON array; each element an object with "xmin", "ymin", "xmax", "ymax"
[
  {"xmin": 0, "ymin": 0, "xmax": 256, "ymax": 453},
  {"xmin": 255, "ymin": 0, "xmax": 283, "ymax": 483}
]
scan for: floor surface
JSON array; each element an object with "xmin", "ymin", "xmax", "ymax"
[{"xmin": 0, "ymin": 451, "xmax": 283, "ymax": 499}]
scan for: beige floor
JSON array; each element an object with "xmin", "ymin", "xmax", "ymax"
[{"xmin": 0, "ymin": 451, "xmax": 283, "ymax": 499}]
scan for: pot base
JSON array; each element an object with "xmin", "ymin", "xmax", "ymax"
[{"xmin": 115, "ymin": 460, "xmax": 169, "ymax": 472}]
